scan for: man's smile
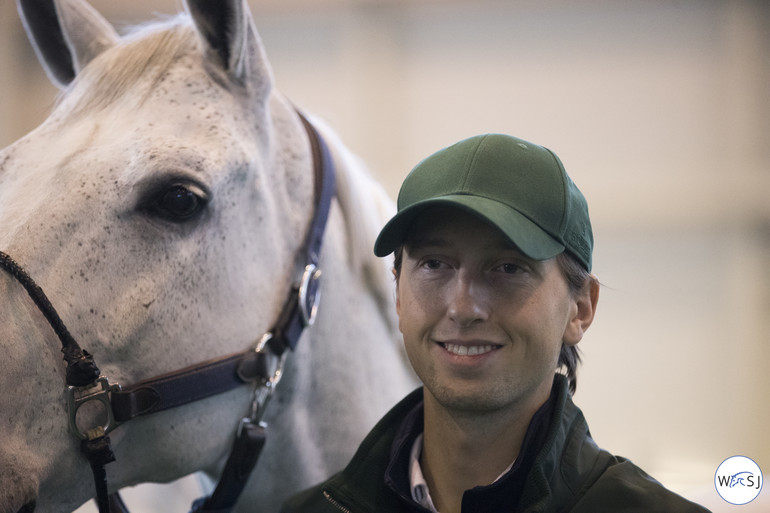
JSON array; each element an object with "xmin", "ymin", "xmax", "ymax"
[{"xmin": 437, "ymin": 341, "xmax": 502, "ymax": 356}]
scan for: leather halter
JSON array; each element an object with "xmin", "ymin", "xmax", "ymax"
[{"xmin": 0, "ymin": 111, "xmax": 336, "ymax": 513}]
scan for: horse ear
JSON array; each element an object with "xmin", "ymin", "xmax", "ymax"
[
  {"xmin": 185, "ymin": 0, "xmax": 273, "ymax": 98},
  {"xmin": 17, "ymin": 0, "xmax": 118, "ymax": 89}
]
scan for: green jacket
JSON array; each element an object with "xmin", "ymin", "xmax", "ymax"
[{"xmin": 282, "ymin": 375, "xmax": 710, "ymax": 513}]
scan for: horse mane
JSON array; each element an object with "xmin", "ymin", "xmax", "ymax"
[
  {"xmin": 61, "ymin": 16, "xmax": 197, "ymax": 117},
  {"xmin": 311, "ymin": 117, "xmax": 400, "ymax": 338}
]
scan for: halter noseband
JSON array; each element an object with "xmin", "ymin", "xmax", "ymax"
[{"xmin": 0, "ymin": 111, "xmax": 336, "ymax": 513}]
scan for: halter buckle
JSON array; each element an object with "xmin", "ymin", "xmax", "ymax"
[
  {"xmin": 249, "ymin": 333, "xmax": 287, "ymax": 424},
  {"xmin": 67, "ymin": 376, "xmax": 122, "ymax": 440},
  {"xmin": 298, "ymin": 263, "xmax": 322, "ymax": 327}
]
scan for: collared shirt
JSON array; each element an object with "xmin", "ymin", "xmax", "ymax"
[{"xmin": 409, "ymin": 433, "xmax": 516, "ymax": 513}]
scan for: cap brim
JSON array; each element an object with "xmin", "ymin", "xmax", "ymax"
[{"xmin": 374, "ymin": 195, "xmax": 565, "ymax": 259}]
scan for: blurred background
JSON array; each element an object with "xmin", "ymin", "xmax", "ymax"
[{"xmin": 1, "ymin": 0, "xmax": 768, "ymax": 511}]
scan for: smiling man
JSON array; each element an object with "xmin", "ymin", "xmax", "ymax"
[{"xmin": 282, "ymin": 134, "xmax": 709, "ymax": 513}]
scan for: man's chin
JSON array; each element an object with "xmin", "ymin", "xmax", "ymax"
[{"xmin": 424, "ymin": 380, "xmax": 514, "ymax": 415}]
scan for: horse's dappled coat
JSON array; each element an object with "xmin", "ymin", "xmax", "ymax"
[{"xmin": 0, "ymin": 1, "xmax": 415, "ymax": 512}]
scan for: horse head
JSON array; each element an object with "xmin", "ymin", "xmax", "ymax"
[{"xmin": 1, "ymin": 1, "xmax": 413, "ymax": 512}]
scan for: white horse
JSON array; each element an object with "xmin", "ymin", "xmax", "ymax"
[{"xmin": 0, "ymin": 0, "xmax": 416, "ymax": 512}]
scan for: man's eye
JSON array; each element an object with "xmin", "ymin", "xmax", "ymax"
[
  {"xmin": 423, "ymin": 259, "xmax": 444, "ymax": 270},
  {"xmin": 500, "ymin": 263, "xmax": 521, "ymax": 274}
]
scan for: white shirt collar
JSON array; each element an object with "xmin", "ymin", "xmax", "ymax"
[
  {"xmin": 409, "ymin": 432, "xmax": 516, "ymax": 513},
  {"xmin": 410, "ymin": 433, "xmax": 440, "ymax": 512}
]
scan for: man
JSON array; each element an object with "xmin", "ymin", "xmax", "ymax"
[{"xmin": 282, "ymin": 134, "xmax": 709, "ymax": 512}]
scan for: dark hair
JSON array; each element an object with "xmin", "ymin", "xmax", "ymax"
[
  {"xmin": 554, "ymin": 251, "xmax": 592, "ymax": 395},
  {"xmin": 392, "ymin": 246, "xmax": 590, "ymax": 395}
]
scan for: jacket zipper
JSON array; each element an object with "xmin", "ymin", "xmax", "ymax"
[
  {"xmin": 323, "ymin": 490, "xmax": 355, "ymax": 513},
  {"xmin": 323, "ymin": 488, "xmax": 434, "ymax": 513}
]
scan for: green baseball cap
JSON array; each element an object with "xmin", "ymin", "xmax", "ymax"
[{"xmin": 373, "ymin": 134, "xmax": 593, "ymax": 271}]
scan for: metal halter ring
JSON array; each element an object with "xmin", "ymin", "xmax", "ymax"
[
  {"xmin": 298, "ymin": 264, "xmax": 322, "ymax": 327},
  {"xmin": 67, "ymin": 376, "xmax": 122, "ymax": 440}
]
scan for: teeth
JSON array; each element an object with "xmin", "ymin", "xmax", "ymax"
[{"xmin": 444, "ymin": 344, "xmax": 496, "ymax": 356}]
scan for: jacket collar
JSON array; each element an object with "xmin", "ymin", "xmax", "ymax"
[
  {"xmin": 324, "ymin": 375, "xmax": 604, "ymax": 513},
  {"xmin": 382, "ymin": 378, "xmax": 561, "ymax": 512}
]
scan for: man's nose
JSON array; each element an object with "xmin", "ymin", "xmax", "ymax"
[{"xmin": 446, "ymin": 273, "xmax": 488, "ymax": 327}]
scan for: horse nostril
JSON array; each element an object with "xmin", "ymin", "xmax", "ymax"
[{"xmin": 17, "ymin": 501, "xmax": 36, "ymax": 513}]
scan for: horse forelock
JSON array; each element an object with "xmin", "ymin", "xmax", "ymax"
[{"xmin": 60, "ymin": 16, "xmax": 201, "ymax": 118}]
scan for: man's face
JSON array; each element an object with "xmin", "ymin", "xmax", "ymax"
[{"xmin": 396, "ymin": 207, "xmax": 582, "ymax": 415}]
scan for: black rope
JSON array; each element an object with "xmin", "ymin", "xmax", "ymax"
[{"xmin": 0, "ymin": 251, "xmax": 100, "ymax": 386}]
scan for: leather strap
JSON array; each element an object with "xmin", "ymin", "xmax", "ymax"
[
  {"xmin": 107, "ymin": 492, "xmax": 130, "ymax": 513},
  {"xmin": 111, "ymin": 351, "xmax": 268, "ymax": 423},
  {"xmin": 81, "ymin": 435, "xmax": 117, "ymax": 513},
  {"xmin": 189, "ymin": 421, "xmax": 267, "ymax": 513},
  {"xmin": 268, "ymin": 112, "xmax": 336, "ymax": 356}
]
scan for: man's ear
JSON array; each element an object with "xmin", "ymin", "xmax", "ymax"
[
  {"xmin": 394, "ymin": 266, "xmax": 408, "ymax": 337},
  {"xmin": 564, "ymin": 276, "xmax": 600, "ymax": 346},
  {"xmin": 393, "ymin": 267, "xmax": 401, "ymax": 315}
]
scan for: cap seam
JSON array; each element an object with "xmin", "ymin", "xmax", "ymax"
[
  {"xmin": 546, "ymin": 148, "xmax": 569, "ymax": 240},
  {"xmin": 461, "ymin": 135, "xmax": 488, "ymax": 192}
]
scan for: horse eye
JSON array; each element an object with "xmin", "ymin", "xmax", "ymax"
[{"xmin": 151, "ymin": 184, "xmax": 206, "ymax": 222}]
